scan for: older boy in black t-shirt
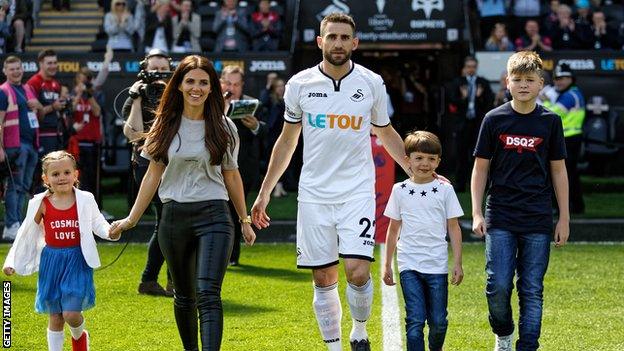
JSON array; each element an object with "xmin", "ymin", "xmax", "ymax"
[{"xmin": 471, "ymin": 51, "xmax": 570, "ymax": 351}]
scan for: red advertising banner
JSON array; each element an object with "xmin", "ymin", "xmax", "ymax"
[{"xmin": 372, "ymin": 136, "xmax": 395, "ymax": 243}]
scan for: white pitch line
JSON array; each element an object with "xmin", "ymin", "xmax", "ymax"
[{"xmin": 380, "ymin": 243, "xmax": 403, "ymax": 351}]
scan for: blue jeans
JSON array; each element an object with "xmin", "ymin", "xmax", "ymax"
[
  {"xmin": 400, "ymin": 270, "xmax": 448, "ymax": 351},
  {"xmin": 4, "ymin": 143, "xmax": 38, "ymax": 227},
  {"xmin": 485, "ymin": 228, "xmax": 551, "ymax": 351}
]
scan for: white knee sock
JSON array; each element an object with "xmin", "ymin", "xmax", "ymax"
[
  {"xmin": 69, "ymin": 320, "xmax": 85, "ymax": 340},
  {"xmin": 347, "ymin": 278, "xmax": 373, "ymax": 341},
  {"xmin": 47, "ymin": 329, "xmax": 64, "ymax": 351},
  {"xmin": 313, "ymin": 283, "xmax": 342, "ymax": 351}
]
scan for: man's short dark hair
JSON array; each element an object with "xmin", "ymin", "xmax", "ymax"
[
  {"xmin": 464, "ymin": 56, "xmax": 478, "ymax": 66},
  {"xmin": 320, "ymin": 13, "xmax": 356, "ymax": 37},
  {"xmin": 37, "ymin": 49, "xmax": 57, "ymax": 62}
]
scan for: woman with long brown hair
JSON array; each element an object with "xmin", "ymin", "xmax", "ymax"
[{"xmin": 110, "ymin": 55, "xmax": 255, "ymax": 351}]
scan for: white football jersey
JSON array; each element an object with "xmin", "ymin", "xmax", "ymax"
[{"xmin": 284, "ymin": 62, "xmax": 390, "ymax": 203}]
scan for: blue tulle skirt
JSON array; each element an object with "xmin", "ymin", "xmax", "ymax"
[{"xmin": 35, "ymin": 246, "xmax": 95, "ymax": 314}]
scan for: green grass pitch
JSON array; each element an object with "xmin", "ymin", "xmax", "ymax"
[{"xmin": 1, "ymin": 243, "xmax": 622, "ymax": 350}]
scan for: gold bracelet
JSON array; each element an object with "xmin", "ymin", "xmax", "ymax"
[{"xmin": 239, "ymin": 215, "xmax": 252, "ymax": 224}]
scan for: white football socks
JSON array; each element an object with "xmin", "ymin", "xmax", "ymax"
[
  {"xmin": 69, "ymin": 319, "xmax": 85, "ymax": 340},
  {"xmin": 47, "ymin": 329, "xmax": 64, "ymax": 351},
  {"xmin": 347, "ymin": 278, "xmax": 373, "ymax": 342},
  {"xmin": 313, "ymin": 283, "xmax": 342, "ymax": 351}
]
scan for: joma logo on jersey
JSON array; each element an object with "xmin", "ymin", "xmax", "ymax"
[
  {"xmin": 307, "ymin": 113, "xmax": 363, "ymax": 130},
  {"xmin": 308, "ymin": 92, "xmax": 327, "ymax": 98},
  {"xmin": 499, "ymin": 134, "xmax": 543, "ymax": 153}
]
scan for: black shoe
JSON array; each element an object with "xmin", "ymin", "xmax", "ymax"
[
  {"xmin": 138, "ymin": 281, "xmax": 173, "ymax": 297},
  {"xmin": 165, "ymin": 280, "xmax": 175, "ymax": 294},
  {"xmin": 350, "ymin": 339, "xmax": 371, "ymax": 351}
]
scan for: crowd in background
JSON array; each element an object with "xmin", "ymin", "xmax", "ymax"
[
  {"xmin": 3, "ymin": 0, "xmax": 624, "ymax": 54},
  {"xmin": 0, "ymin": 0, "xmax": 285, "ymax": 54},
  {"xmin": 103, "ymin": 0, "xmax": 284, "ymax": 53},
  {"xmin": 476, "ymin": 0, "xmax": 624, "ymax": 51}
]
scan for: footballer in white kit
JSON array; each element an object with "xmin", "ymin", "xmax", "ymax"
[
  {"xmin": 284, "ymin": 61, "xmax": 390, "ymax": 268},
  {"xmin": 252, "ymin": 13, "xmax": 410, "ymax": 351}
]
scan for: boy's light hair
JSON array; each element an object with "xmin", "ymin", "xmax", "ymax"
[
  {"xmin": 320, "ymin": 13, "xmax": 356, "ymax": 36},
  {"xmin": 507, "ymin": 51, "xmax": 543, "ymax": 76},
  {"xmin": 405, "ymin": 131, "xmax": 442, "ymax": 157},
  {"xmin": 3, "ymin": 55, "xmax": 21, "ymax": 68}
]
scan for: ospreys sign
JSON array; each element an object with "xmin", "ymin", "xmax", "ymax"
[{"xmin": 298, "ymin": 0, "xmax": 463, "ymax": 45}]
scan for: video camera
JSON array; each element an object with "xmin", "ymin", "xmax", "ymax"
[
  {"xmin": 132, "ymin": 49, "xmax": 174, "ymax": 107},
  {"xmin": 137, "ymin": 70, "xmax": 173, "ymax": 84}
]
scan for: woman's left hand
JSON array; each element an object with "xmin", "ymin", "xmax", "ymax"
[{"xmin": 241, "ymin": 223, "xmax": 256, "ymax": 246}]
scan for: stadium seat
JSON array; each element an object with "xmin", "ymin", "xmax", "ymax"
[{"xmin": 584, "ymin": 96, "xmax": 619, "ymax": 155}]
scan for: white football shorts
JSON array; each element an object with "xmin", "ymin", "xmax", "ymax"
[{"xmin": 296, "ymin": 197, "xmax": 376, "ymax": 268}]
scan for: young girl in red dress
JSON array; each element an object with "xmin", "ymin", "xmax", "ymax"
[{"xmin": 3, "ymin": 151, "xmax": 119, "ymax": 351}]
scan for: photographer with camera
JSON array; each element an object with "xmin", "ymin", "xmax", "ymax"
[
  {"xmin": 69, "ymin": 69, "xmax": 103, "ymax": 200},
  {"xmin": 122, "ymin": 48, "xmax": 174, "ymax": 296}
]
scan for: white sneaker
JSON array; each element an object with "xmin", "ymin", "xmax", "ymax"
[
  {"xmin": 2, "ymin": 222, "xmax": 20, "ymax": 241},
  {"xmin": 494, "ymin": 333, "xmax": 513, "ymax": 351}
]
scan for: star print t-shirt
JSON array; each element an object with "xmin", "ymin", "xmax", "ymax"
[
  {"xmin": 473, "ymin": 102, "xmax": 566, "ymax": 234},
  {"xmin": 384, "ymin": 178, "xmax": 463, "ymax": 274}
]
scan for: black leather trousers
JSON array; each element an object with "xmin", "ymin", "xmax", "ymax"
[{"xmin": 159, "ymin": 200, "xmax": 234, "ymax": 351}]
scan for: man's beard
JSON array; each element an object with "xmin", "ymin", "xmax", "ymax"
[{"xmin": 323, "ymin": 49, "xmax": 351, "ymax": 67}]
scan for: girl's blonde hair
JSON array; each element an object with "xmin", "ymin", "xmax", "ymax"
[{"xmin": 41, "ymin": 151, "xmax": 80, "ymax": 191}]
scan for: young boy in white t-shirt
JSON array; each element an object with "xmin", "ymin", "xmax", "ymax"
[{"xmin": 382, "ymin": 131, "xmax": 464, "ymax": 351}]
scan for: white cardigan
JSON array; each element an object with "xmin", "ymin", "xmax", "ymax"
[{"xmin": 3, "ymin": 188, "xmax": 117, "ymax": 276}]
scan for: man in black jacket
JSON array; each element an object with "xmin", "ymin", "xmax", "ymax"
[
  {"xmin": 220, "ymin": 65, "xmax": 266, "ymax": 265},
  {"xmin": 448, "ymin": 56, "xmax": 493, "ymax": 192}
]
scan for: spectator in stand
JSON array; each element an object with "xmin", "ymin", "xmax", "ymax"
[
  {"xmin": 475, "ymin": 0, "xmax": 508, "ymax": 46},
  {"xmin": 515, "ymin": 19, "xmax": 553, "ymax": 51},
  {"xmin": 5, "ymin": 0, "xmax": 29, "ymax": 53},
  {"xmin": 549, "ymin": 4, "xmax": 592, "ymax": 49},
  {"xmin": 70, "ymin": 70, "xmax": 103, "ymax": 198},
  {"xmin": 259, "ymin": 73, "xmax": 288, "ymax": 198},
  {"xmin": 167, "ymin": 0, "xmax": 180, "ymax": 17},
  {"xmin": 144, "ymin": 0, "xmax": 173, "ymax": 53},
  {"xmin": 251, "ymin": 0, "xmax": 282, "ymax": 51},
  {"xmin": 0, "ymin": 56, "xmax": 43, "ymax": 240},
  {"xmin": 105, "ymin": 0, "xmax": 136, "ymax": 52},
  {"xmin": 574, "ymin": 0, "xmax": 592, "ymax": 26},
  {"xmin": 543, "ymin": 0, "xmax": 560, "ymax": 34},
  {"xmin": 590, "ymin": 10, "xmax": 621, "ymax": 49},
  {"xmin": 510, "ymin": 0, "xmax": 542, "ymax": 40},
  {"xmin": 448, "ymin": 56, "xmax": 493, "ymax": 192},
  {"xmin": 0, "ymin": 6, "xmax": 10, "ymax": 54},
  {"xmin": 172, "ymin": 0, "xmax": 200, "ymax": 53},
  {"xmin": 485, "ymin": 23, "xmax": 515, "ymax": 51},
  {"xmin": 213, "ymin": 0, "xmax": 250, "ymax": 52}
]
